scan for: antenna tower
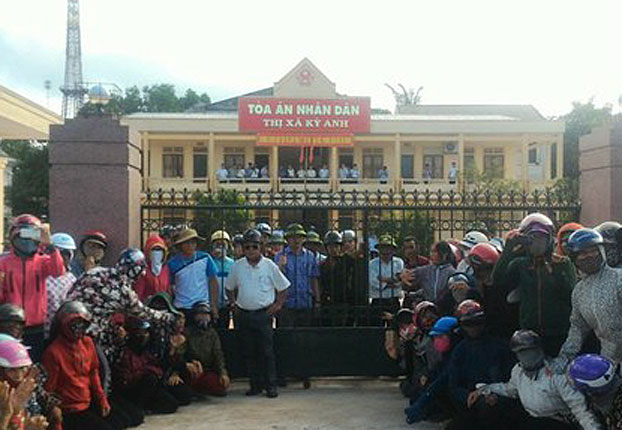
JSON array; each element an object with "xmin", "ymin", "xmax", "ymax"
[{"xmin": 60, "ymin": 0, "xmax": 87, "ymax": 119}]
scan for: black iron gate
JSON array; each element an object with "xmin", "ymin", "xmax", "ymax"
[{"xmin": 141, "ymin": 187, "xmax": 580, "ymax": 377}]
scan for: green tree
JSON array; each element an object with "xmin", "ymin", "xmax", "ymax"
[
  {"xmin": 192, "ymin": 190, "xmax": 252, "ymax": 243},
  {"xmin": 0, "ymin": 140, "xmax": 49, "ymax": 217},
  {"xmin": 142, "ymin": 84, "xmax": 180, "ymax": 112},
  {"xmin": 562, "ymin": 100, "xmax": 612, "ymax": 178}
]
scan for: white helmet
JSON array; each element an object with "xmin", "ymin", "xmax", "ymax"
[
  {"xmin": 459, "ymin": 231, "xmax": 488, "ymax": 250},
  {"xmin": 51, "ymin": 233, "xmax": 77, "ymax": 250}
]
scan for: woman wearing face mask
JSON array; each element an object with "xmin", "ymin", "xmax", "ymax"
[
  {"xmin": 471, "ymin": 330, "xmax": 601, "ymax": 430},
  {"xmin": 70, "ymin": 231, "xmax": 108, "ymax": 278},
  {"xmin": 493, "ymin": 213, "xmax": 575, "ymax": 357},
  {"xmin": 557, "ymin": 229, "xmax": 622, "ymax": 369},
  {"xmin": 0, "ymin": 215, "xmax": 65, "ymax": 363},
  {"xmin": 45, "ymin": 233, "xmax": 78, "ymax": 339},
  {"xmin": 133, "ymin": 235, "xmax": 171, "ymax": 303}
]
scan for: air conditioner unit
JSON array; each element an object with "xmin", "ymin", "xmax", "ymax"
[{"xmin": 444, "ymin": 142, "xmax": 458, "ymax": 154}]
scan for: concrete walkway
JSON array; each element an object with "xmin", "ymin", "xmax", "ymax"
[{"xmin": 141, "ymin": 379, "xmax": 444, "ymax": 430}]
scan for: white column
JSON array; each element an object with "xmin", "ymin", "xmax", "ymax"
[
  {"xmin": 208, "ymin": 132, "xmax": 215, "ymax": 190},
  {"xmin": 556, "ymin": 133, "xmax": 564, "ymax": 179},
  {"xmin": 522, "ymin": 134, "xmax": 529, "ymax": 189}
]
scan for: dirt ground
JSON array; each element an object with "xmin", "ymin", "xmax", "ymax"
[{"xmin": 141, "ymin": 379, "xmax": 444, "ymax": 430}]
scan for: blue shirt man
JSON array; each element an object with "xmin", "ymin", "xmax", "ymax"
[
  {"xmin": 275, "ymin": 224, "xmax": 320, "ymax": 309},
  {"xmin": 167, "ymin": 229, "xmax": 219, "ymax": 318}
]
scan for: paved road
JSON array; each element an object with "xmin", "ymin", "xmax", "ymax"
[{"xmin": 141, "ymin": 379, "xmax": 443, "ymax": 430}]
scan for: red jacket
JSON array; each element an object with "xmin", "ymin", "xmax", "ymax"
[
  {"xmin": 42, "ymin": 335, "xmax": 109, "ymax": 413},
  {"xmin": 0, "ymin": 247, "xmax": 65, "ymax": 327},
  {"xmin": 115, "ymin": 346, "xmax": 164, "ymax": 388},
  {"xmin": 134, "ymin": 235, "xmax": 171, "ymax": 301}
]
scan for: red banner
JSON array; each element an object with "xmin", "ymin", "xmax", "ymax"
[
  {"xmin": 256, "ymin": 133, "xmax": 354, "ymax": 147},
  {"xmin": 239, "ymin": 97, "xmax": 371, "ymax": 134}
]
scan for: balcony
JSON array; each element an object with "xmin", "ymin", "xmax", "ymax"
[
  {"xmin": 337, "ymin": 178, "xmax": 395, "ymax": 192},
  {"xmin": 278, "ymin": 177, "xmax": 331, "ymax": 192},
  {"xmin": 401, "ymin": 178, "xmax": 459, "ymax": 192},
  {"xmin": 146, "ymin": 177, "xmax": 210, "ymax": 191},
  {"xmin": 217, "ymin": 177, "xmax": 273, "ymax": 192}
]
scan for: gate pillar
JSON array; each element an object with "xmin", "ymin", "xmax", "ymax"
[{"xmin": 49, "ymin": 116, "xmax": 142, "ymax": 267}]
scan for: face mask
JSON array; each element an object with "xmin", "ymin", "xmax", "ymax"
[
  {"xmin": 12, "ymin": 238, "xmax": 38, "ymax": 257},
  {"xmin": 70, "ymin": 319, "xmax": 88, "ymax": 340},
  {"xmin": 433, "ymin": 335, "xmax": 452, "ymax": 353},
  {"xmin": 125, "ymin": 264, "xmax": 146, "ymax": 281},
  {"xmin": 452, "ymin": 288, "xmax": 469, "ymax": 304},
  {"xmin": 604, "ymin": 244, "xmax": 621, "ymax": 267},
  {"xmin": 516, "ymin": 348, "xmax": 545, "ymax": 371},
  {"xmin": 528, "ymin": 235, "xmax": 549, "ymax": 256},
  {"xmin": 150, "ymin": 249, "xmax": 164, "ymax": 276},
  {"xmin": 576, "ymin": 252, "xmax": 605, "ymax": 275}
]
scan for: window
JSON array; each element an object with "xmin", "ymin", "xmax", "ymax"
[
  {"xmin": 423, "ymin": 154, "xmax": 444, "ymax": 179},
  {"xmin": 464, "ymin": 148, "xmax": 476, "ymax": 183},
  {"xmin": 401, "ymin": 154, "xmax": 414, "ymax": 179},
  {"xmin": 362, "ymin": 149, "xmax": 383, "ymax": 179},
  {"xmin": 223, "ymin": 147, "xmax": 245, "ymax": 170},
  {"xmin": 162, "ymin": 146, "xmax": 183, "ymax": 178},
  {"xmin": 193, "ymin": 146, "xmax": 207, "ymax": 179},
  {"xmin": 528, "ymin": 147, "xmax": 538, "ymax": 164},
  {"xmin": 339, "ymin": 148, "xmax": 354, "ymax": 168},
  {"xmin": 484, "ymin": 148, "xmax": 504, "ymax": 179}
]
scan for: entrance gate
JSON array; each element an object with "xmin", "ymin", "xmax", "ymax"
[{"xmin": 141, "ymin": 187, "xmax": 580, "ymax": 377}]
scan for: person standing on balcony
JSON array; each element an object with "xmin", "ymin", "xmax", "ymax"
[
  {"xmin": 423, "ymin": 163, "xmax": 433, "ymax": 184},
  {"xmin": 279, "ymin": 165, "xmax": 288, "ymax": 178},
  {"xmin": 236, "ymin": 165, "xmax": 245, "ymax": 179},
  {"xmin": 244, "ymin": 163, "xmax": 254, "ymax": 178},
  {"xmin": 276, "ymin": 224, "xmax": 320, "ymax": 327},
  {"xmin": 226, "ymin": 229, "xmax": 290, "ymax": 398},
  {"xmin": 287, "ymin": 165, "xmax": 295, "ymax": 178},
  {"xmin": 369, "ymin": 235, "xmax": 404, "ymax": 325},
  {"xmin": 339, "ymin": 164, "xmax": 350, "ymax": 179},
  {"xmin": 216, "ymin": 164, "xmax": 228, "ymax": 181},
  {"xmin": 448, "ymin": 161, "xmax": 458, "ymax": 185},
  {"xmin": 297, "ymin": 166, "xmax": 306, "ymax": 179},
  {"xmin": 378, "ymin": 166, "xmax": 389, "ymax": 183},
  {"xmin": 167, "ymin": 229, "xmax": 220, "ymax": 323},
  {"xmin": 350, "ymin": 164, "xmax": 360, "ymax": 181},
  {"xmin": 319, "ymin": 165, "xmax": 329, "ymax": 179},
  {"xmin": 306, "ymin": 166, "xmax": 317, "ymax": 179},
  {"xmin": 260, "ymin": 165, "xmax": 269, "ymax": 178}
]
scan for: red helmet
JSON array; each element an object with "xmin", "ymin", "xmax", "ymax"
[
  {"xmin": 80, "ymin": 230, "xmax": 108, "ymax": 249},
  {"xmin": 519, "ymin": 213, "xmax": 555, "ymax": 236},
  {"xmin": 468, "ymin": 243, "xmax": 500, "ymax": 267},
  {"xmin": 9, "ymin": 214, "xmax": 42, "ymax": 240},
  {"xmin": 456, "ymin": 299, "xmax": 484, "ymax": 322}
]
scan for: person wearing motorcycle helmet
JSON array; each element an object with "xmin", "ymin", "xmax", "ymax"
[
  {"xmin": 401, "ymin": 241, "xmax": 456, "ymax": 304},
  {"xmin": 42, "ymin": 300, "xmax": 117, "ymax": 429},
  {"xmin": 556, "ymin": 222, "xmax": 583, "ymax": 257},
  {"xmin": 438, "ymin": 272, "xmax": 481, "ymax": 316},
  {"xmin": 207, "ymin": 230, "xmax": 234, "ymax": 330},
  {"xmin": 568, "ymin": 354, "xmax": 622, "ymax": 428},
  {"xmin": 447, "ymin": 303, "xmax": 517, "ymax": 429},
  {"xmin": 71, "ymin": 230, "xmax": 108, "ymax": 278},
  {"xmin": 341, "ymin": 230, "xmax": 357, "ymax": 257},
  {"xmin": 115, "ymin": 316, "xmax": 192, "ymax": 415},
  {"xmin": 0, "ymin": 304, "xmax": 26, "ymax": 341},
  {"xmin": 67, "ymin": 249, "xmax": 178, "ymax": 366},
  {"xmin": 469, "ymin": 330, "xmax": 601, "ymax": 430},
  {"xmin": 596, "ymin": 221, "xmax": 622, "ymax": 268},
  {"xmin": 304, "ymin": 231, "xmax": 326, "ymax": 264},
  {"xmin": 0, "ymin": 215, "xmax": 65, "ymax": 363},
  {"xmin": 268, "ymin": 231, "xmax": 286, "ymax": 257},
  {"xmin": 558, "ymin": 228, "xmax": 622, "ymax": 367},
  {"xmin": 458, "ymin": 231, "xmax": 488, "ymax": 255},
  {"xmin": 232, "ymin": 233, "xmax": 245, "ymax": 259},
  {"xmin": 133, "ymin": 235, "xmax": 171, "ymax": 303},
  {"xmin": 467, "ymin": 243, "xmax": 499, "ymax": 293},
  {"xmin": 493, "ymin": 212, "xmax": 575, "ymax": 356},
  {"xmin": 185, "ymin": 302, "xmax": 230, "ymax": 397},
  {"xmin": 45, "ymin": 233, "xmax": 78, "ymax": 338},
  {"xmin": 256, "ymin": 223, "xmax": 272, "ymax": 256}
]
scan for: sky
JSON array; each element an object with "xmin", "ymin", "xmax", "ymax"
[{"xmin": 1, "ymin": 0, "xmax": 621, "ymax": 117}]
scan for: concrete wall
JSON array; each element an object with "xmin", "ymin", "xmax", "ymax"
[
  {"xmin": 579, "ymin": 122, "xmax": 622, "ymax": 226},
  {"xmin": 49, "ymin": 117, "xmax": 141, "ymax": 267}
]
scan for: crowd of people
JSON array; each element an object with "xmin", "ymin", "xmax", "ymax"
[
  {"xmin": 215, "ymin": 163, "xmax": 269, "ymax": 181},
  {"xmin": 0, "ymin": 211, "xmax": 621, "ymax": 429}
]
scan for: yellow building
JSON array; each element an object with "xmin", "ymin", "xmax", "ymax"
[{"xmin": 123, "ymin": 58, "xmax": 564, "ymax": 196}]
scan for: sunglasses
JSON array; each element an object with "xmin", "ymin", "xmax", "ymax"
[{"xmin": 244, "ymin": 244, "xmax": 260, "ymax": 250}]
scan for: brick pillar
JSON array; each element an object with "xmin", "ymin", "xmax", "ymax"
[
  {"xmin": 579, "ymin": 122, "xmax": 622, "ymax": 226},
  {"xmin": 49, "ymin": 116, "xmax": 141, "ymax": 267}
]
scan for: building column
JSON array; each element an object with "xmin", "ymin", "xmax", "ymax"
[
  {"xmin": 457, "ymin": 134, "xmax": 465, "ymax": 189},
  {"xmin": 140, "ymin": 132, "xmax": 149, "ymax": 190},
  {"xmin": 394, "ymin": 134, "xmax": 401, "ymax": 190},
  {"xmin": 521, "ymin": 134, "xmax": 529, "ymax": 189},
  {"xmin": 330, "ymin": 146, "xmax": 338, "ymax": 190},
  {"xmin": 208, "ymin": 132, "xmax": 215, "ymax": 190},
  {"xmin": 544, "ymin": 143, "xmax": 552, "ymax": 181},
  {"xmin": 271, "ymin": 146, "xmax": 279, "ymax": 190},
  {"xmin": 555, "ymin": 133, "xmax": 564, "ymax": 179},
  {"xmin": 0, "ymin": 156, "xmax": 7, "ymax": 252}
]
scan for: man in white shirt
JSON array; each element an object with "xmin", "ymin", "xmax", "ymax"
[
  {"xmin": 216, "ymin": 164, "xmax": 229, "ymax": 181},
  {"xmin": 368, "ymin": 234, "xmax": 404, "ymax": 324},
  {"xmin": 448, "ymin": 161, "xmax": 458, "ymax": 185},
  {"xmin": 297, "ymin": 168, "xmax": 306, "ymax": 178},
  {"xmin": 226, "ymin": 229, "xmax": 290, "ymax": 399},
  {"xmin": 318, "ymin": 165, "xmax": 329, "ymax": 179},
  {"xmin": 350, "ymin": 164, "xmax": 360, "ymax": 180},
  {"xmin": 306, "ymin": 167, "xmax": 317, "ymax": 179},
  {"xmin": 339, "ymin": 164, "xmax": 350, "ymax": 179}
]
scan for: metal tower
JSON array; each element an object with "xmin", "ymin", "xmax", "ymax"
[{"xmin": 60, "ymin": 0, "xmax": 87, "ymax": 119}]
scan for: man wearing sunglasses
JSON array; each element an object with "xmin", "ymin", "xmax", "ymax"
[{"xmin": 225, "ymin": 229, "xmax": 290, "ymax": 398}]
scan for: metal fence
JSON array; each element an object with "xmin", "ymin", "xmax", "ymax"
[{"xmin": 141, "ymin": 187, "xmax": 580, "ymax": 327}]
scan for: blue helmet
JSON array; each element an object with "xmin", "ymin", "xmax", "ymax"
[
  {"xmin": 567, "ymin": 228, "xmax": 604, "ymax": 256},
  {"xmin": 568, "ymin": 354, "xmax": 617, "ymax": 395},
  {"xmin": 429, "ymin": 316, "xmax": 459, "ymax": 337}
]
